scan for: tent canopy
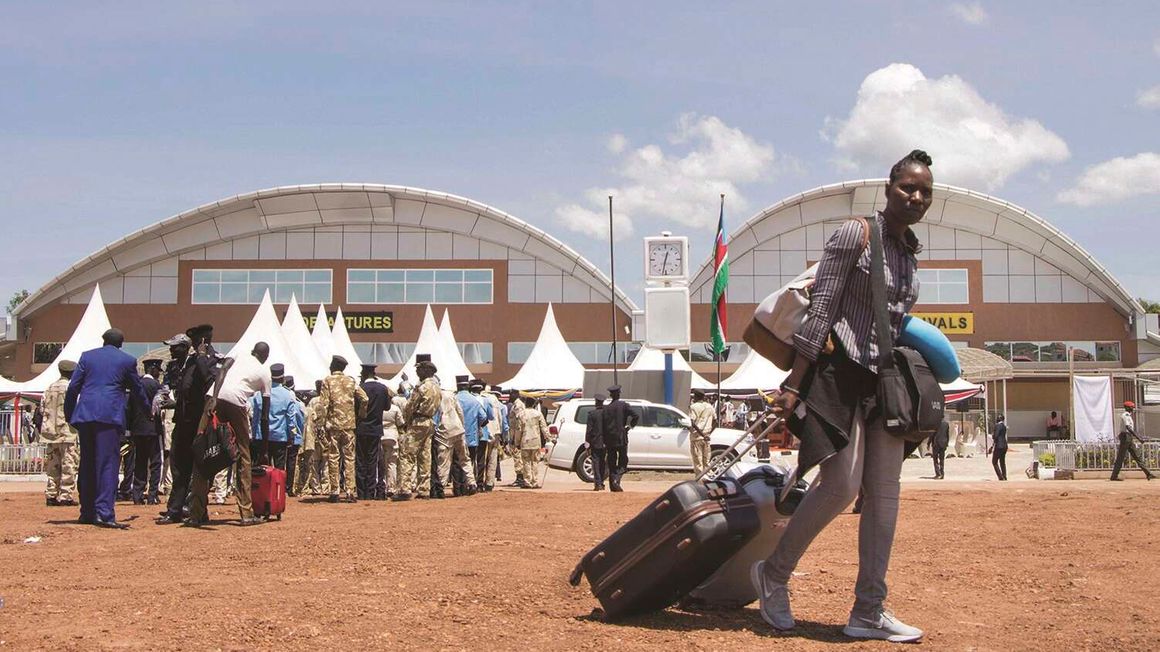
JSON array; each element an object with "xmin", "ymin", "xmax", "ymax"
[
  {"xmin": 281, "ymin": 296, "xmax": 327, "ymax": 385},
  {"xmin": 1, "ymin": 286, "xmax": 113, "ymax": 393},
  {"xmin": 956, "ymin": 348, "xmax": 1014, "ymax": 382},
  {"xmin": 389, "ymin": 305, "xmax": 465, "ymax": 391},
  {"xmin": 436, "ymin": 309, "xmax": 474, "ymax": 383},
  {"xmin": 717, "ymin": 348, "xmax": 790, "ymax": 392},
  {"xmin": 500, "ymin": 304, "xmax": 586, "ymax": 390},
  {"xmin": 310, "ymin": 304, "xmax": 335, "ymax": 363},
  {"xmin": 627, "ymin": 346, "xmax": 714, "ymax": 390},
  {"xmin": 223, "ymin": 291, "xmax": 308, "ymax": 383},
  {"xmin": 328, "ymin": 307, "xmax": 363, "ymax": 376}
]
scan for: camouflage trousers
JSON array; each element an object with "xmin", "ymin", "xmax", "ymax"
[
  {"xmin": 437, "ymin": 433, "xmax": 475, "ymax": 490},
  {"xmin": 322, "ymin": 428, "xmax": 357, "ymax": 498},
  {"xmin": 44, "ymin": 442, "xmax": 79, "ymax": 501},
  {"xmin": 690, "ymin": 436, "xmax": 711, "ymax": 477},
  {"xmin": 398, "ymin": 419, "xmax": 434, "ymax": 496},
  {"xmin": 520, "ymin": 449, "xmax": 541, "ymax": 488},
  {"xmin": 507, "ymin": 443, "xmax": 526, "ymax": 481}
]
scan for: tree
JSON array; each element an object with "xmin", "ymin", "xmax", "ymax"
[
  {"xmin": 6, "ymin": 289, "xmax": 29, "ymax": 314},
  {"xmin": 1139, "ymin": 298, "xmax": 1160, "ymax": 314}
]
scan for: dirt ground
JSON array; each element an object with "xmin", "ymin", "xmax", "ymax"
[{"xmin": 1, "ymin": 480, "xmax": 1158, "ymax": 651}]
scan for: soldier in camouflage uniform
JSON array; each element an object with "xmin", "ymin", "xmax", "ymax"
[
  {"xmin": 506, "ymin": 389, "xmax": 526, "ymax": 487},
  {"xmin": 313, "ymin": 355, "xmax": 368, "ymax": 503},
  {"xmin": 41, "ymin": 360, "xmax": 80, "ymax": 506},
  {"xmin": 517, "ymin": 396, "xmax": 553, "ymax": 489},
  {"xmin": 291, "ymin": 391, "xmax": 322, "ymax": 496},
  {"xmin": 396, "ymin": 354, "xmax": 440, "ymax": 501}
]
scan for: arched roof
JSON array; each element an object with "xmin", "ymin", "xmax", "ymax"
[
  {"xmin": 16, "ymin": 184, "xmax": 639, "ymax": 317},
  {"xmin": 690, "ymin": 180, "xmax": 1143, "ymax": 318}
]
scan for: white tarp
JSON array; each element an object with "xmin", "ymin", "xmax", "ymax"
[
  {"xmin": 500, "ymin": 304, "xmax": 586, "ymax": 390},
  {"xmin": 328, "ymin": 307, "xmax": 363, "ymax": 376},
  {"xmin": 310, "ymin": 305, "xmax": 335, "ymax": 363},
  {"xmin": 436, "ymin": 309, "xmax": 474, "ymax": 384},
  {"xmin": 1, "ymin": 286, "xmax": 113, "ymax": 393},
  {"xmin": 1072, "ymin": 375, "xmax": 1115, "ymax": 442},
  {"xmin": 941, "ymin": 377, "xmax": 984, "ymax": 403},
  {"xmin": 718, "ymin": 347, "xmax": 790, "ymax": 392},
  {"xmin": 224, "ymin": 290, "xmax": 308, "ymax": 383},
  {"xmin": 627, "ymin": 345, "xmax": 714, "ymax": 390},
  {"xmin": 280, "ymin": 296, "xmax": 326, "ymax": 385},
  {"xmin": 389, "ymin": 305, "xmax": 462, "ymax": 391}
]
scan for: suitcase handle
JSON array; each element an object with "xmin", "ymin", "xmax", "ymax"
[{"xmin": 697, "ymin": 411, "xmax": 785, "ymax": 482}]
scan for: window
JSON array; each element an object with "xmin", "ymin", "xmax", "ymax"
[
  {"xmin": 917, "ymin": 268, "xmax": 969, "ymax": 304},
  {"xmin": 508, "ymin": 342, "xmax": 637, "ymax": 365},
  {"xmin": 352, "ymin": 342, "xmax": 493, "ymax": 365},
  {"xmin": 646, "ymin": 407, "xmax": 683, "ymax": 428},
  {"xmin": 33, "ymin": 342, "xmax": 64, "ymax": 364},
  {"xmin": 192, "ymin": 269, "xmax": 332, "ymax": 304},
  {"xmin": 347, "ymin": 268, "xmax": 492, "ymax": 304},
  {"xmin": 985, "ymin": 341, "xmax": 1121, "ymax": 363}
]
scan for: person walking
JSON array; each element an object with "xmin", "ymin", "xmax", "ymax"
[
  {"xmin": 585, "ymin": 393, "xmax": 607, "ymax": 490},
  {"xmin": 751, "ymin": 150, "xmax": 934, "ymax": 643},
  {"xmin": 517, "ymin": 395, "xmax": 552, "ymax": 488},
  {"xmin": 157, "ymin": 326, "xmax": 216, "ymax": 525},
  {"xmin": 315, "ymin": 355, "xmax": 369, "ymax": 503},
  {"xmin": 688, "ymin": 389, "xmax": 715, "ymax": 477},
  {"xmin": 469, "ymin": 379, "xmax": 495, "ymax": 487},
  {"xmin": 931, "ymin": 419, "xmax": 949, "ymax": 479},
  {"xmin": 355, "ymin": 364, "xmax": 390, "ymax": 499},
  {"xmin": 1110, "ymin": 401, "xmax": 1155, "ymax": 481},
  {"xmin": 397, "ymin": 354, "xmax": 440, "ymax": 501},
  {"xmin": 187, "ymin": 342, "xmax": 272, "ymax": 526},
  {"xmin": 990, "ymin": 415, "xmax": 1009, "ymax": 481},
  {"xmin": 601, "ymin": 385, "xmax": 639, "ymax": 492},
  {"xmin": 128, "ymin": 359, "xmax": 164, "ymax": 504},
  {"xmin": 63, "ymin": 328, "xmax": 149, "ymax": 529},
  {"xmin": 506, "ymin": 388, "xmax": 526, "ymax": 487},
  {"xmin": 41, "ymin": 359, "xmax": 79, "ymax": 507}
]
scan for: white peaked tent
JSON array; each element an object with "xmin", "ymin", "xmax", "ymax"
[
  {"xmin": 389, "ymin": 305, "xmax": 458, "ymax": 391},
  {"xmin": 718, "ymin": 347, "xmax": 790, "ymax": 392},
  {"xmin": 310, "ymin": 304, "xmax": 335, "ymax": 363},
  {"xmin": 627, "ymin": 345, "xmax": 714, "ymax": 390},
  {"xmin": 280, "ymin": 296, "xmax": 327, "ymax": 385},
  {"xmin": 436, "ymin": 309, "xmax": 474, "ymax": 383},
  {"xmin": 224, "ymin": 291, "xmax": 307, "ymax": 383},
  {"xmin": 4, "ymin": 286, "xmax": 114, "ymax": 393},
  {"xmin": 328, "ymin": 307, "xmax": 363, "ymax": 376},
  {"xmin": 500, "ymin": 304, "xmax": 586, "ymax": 390}
]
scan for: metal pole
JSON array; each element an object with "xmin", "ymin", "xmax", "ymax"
[
  {"xmin": 608, "ymin": 195, "xmax": 618, "ymax": 385},
  {"xmin": 1067, "ymin": 346, "xmax": 1075, "ymax": 440},
  {"xmin": 663, "ymin": 352, "xmax": 674, "ymax": 406}
]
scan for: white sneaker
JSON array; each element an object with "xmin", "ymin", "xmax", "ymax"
[
  {"xmin": 750, "ymin": 561, "xmax": 795, "ymax": 630},
  {"xmin": 843, "ymin": 609, "xmax": 924, "ymax": 643}
]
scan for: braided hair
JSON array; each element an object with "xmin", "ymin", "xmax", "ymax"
[{"xmin": 889, "ymin": 149, "xmax": 934, "ymax": 184}]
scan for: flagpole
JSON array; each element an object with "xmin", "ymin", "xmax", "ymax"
[
  {"xmin": 609, "ymin": 195, "xmax": 618, "ymax": 385},
  {"xmin": 716, "ymin": 193, "xmax": 724, "ymax": 414}
]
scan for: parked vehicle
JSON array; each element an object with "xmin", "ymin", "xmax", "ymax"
[{"xmin": 546, "ymin": 398, "xmax": 761, "ymax": 482}]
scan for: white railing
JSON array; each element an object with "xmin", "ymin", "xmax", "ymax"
[
  {"xmin": 0, "ymin": 443, "xmax": 46, "ymax": 475},
  {"xmin": 1031, "ymin": 439, "xmax": 1160, "ymax": 472}
]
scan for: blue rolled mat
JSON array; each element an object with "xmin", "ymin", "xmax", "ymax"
[{"xmin": 897, "ymin": 315, "xmax": 961, "ymax": 383}]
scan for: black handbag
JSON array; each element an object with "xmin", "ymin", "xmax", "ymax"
[
  {"xmin": 868, "ymin": 221, "xmax": 945, "ymax": 442},
  {"xmin": 192, "ymin": 411, "xmax": 238, "ymax": 478}
]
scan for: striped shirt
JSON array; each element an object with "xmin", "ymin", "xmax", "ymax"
[{"xmin": 793, "ymin": 213, "xmax": 921, "ymax": 374}]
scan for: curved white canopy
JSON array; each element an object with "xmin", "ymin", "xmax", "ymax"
[
  {"xmin": 329, "ymin": 307, "xmax": 363, "ymax": 376},
  {"xmin": 280, "ymin": 296, "xmax": 327, "ymax": 385},
  {"xmin": 627, "ymin": 345, "xmax": 714, "ymax": 390},
  {"xmin": 223, "ymin": 290, "xmax": 307, "ymax": 383},
  {"xmin": 436, "ymin": 309, "xmax": 473, "ymax": 384},
  {"xmin": 500, "ymin": 304, "xmax": 586, "ymax": 390},
  {"xmin": 389, "ymin": 305, "xmax": 463, "ymax": 391},
  {"xmin": 0, "ymin": 286, "xmax": 113, "ymax": 393}
]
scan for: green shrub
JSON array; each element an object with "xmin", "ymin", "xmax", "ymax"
[{"xmin": 1038, "ymin": 452, "xmax": 1056, "ymax": 467}]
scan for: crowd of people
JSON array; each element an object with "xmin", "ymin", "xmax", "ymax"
[{"xmin": 41, "ymin": 323, "xmax": 562, "ymax": 528}]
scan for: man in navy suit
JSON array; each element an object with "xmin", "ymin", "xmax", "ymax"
[{"xmin": 64, "ymin": 328, "xmax": 149, "ymax": 529}]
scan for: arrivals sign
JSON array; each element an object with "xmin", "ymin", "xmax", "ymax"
[
  {"xmin": 304, "ymin": 311, "xmax": 394, "ymax": 334},
  {"xmin": 911, "ymin": 312, "xmax": 974, "ymax": 335}
]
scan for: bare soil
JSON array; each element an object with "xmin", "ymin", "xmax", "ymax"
[{"xmin": 1, "ymin": 481, "xmax": 1157, "ymax": 650}]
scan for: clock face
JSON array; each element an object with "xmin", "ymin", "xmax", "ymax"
[{"xmin": 648, "ymin": 242, "xmax": 683, "ymax": 276}]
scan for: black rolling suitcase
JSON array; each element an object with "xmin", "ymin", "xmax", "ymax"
[{"xmin": 568, "ymin": 414, "xmax": 786, "ymax": 620}]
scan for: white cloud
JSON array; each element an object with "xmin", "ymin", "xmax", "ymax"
[
  {"xmin": 1136, "ymin": 85, "xmax": 1160, "ymax": 109},
  {"xmin": 950, "ymin": 2, "xmax": 988, "ymax": 25},
  {"xmin": 557, "ymin": 114, "xmax": 775, "ymax": 240},
  {"xmin": 1057, "ymin": 152, "xmax": 1160, "ymax": 206},
  {"xmin": 824, "ymin": 63, "xmax": 1069, "ymax": 191}
]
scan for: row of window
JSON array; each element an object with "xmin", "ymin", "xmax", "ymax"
[
  {"xmin": 191, "ymin": 268, "xmax": 493, "ymax": 305},
  {"xmin": 984, "ymin": 341, "xmax": 1122, "ymax": 363}
]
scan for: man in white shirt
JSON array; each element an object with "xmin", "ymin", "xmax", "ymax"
[
  {"xmin": 1111, "ymin": 401, "xmax": 1154, "ymax": 481},
  {"xmin": 188, "ymin": 342, "xmax": 272, "ymax": 526}
]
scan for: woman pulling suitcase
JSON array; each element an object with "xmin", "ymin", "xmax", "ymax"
[{"xmin": 750, "ymin": 150, "xmax": 934, "ymax": 643}]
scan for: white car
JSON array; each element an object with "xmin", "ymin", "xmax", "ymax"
[{"xmin": 546, "ymin": 398, "xmax": 759, "ymax": 483}]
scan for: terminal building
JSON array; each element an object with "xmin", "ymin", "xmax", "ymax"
[{"xmin": 4, "ymin": 180, "xmax": 1154, "ymax": 436}]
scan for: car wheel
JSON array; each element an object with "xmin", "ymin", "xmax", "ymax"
[
  {"xmin": 573, "ymin": 448, "xmax": 595, "ymax": 483},
  {"xmin": 709, "ymin": 446, "xmax": 728, "ymax": 463}
]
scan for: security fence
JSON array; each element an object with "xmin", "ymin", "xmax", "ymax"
[
  {"xmin": 1032, "ymin": 439, "xmax": 1160, "ymax": 472},
  {"xmin": 0, "ymin": 443, "xmax": 46, "ymax": 475}
]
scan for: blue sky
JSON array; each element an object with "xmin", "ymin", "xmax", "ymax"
[{"xmin": 2, "ymin": 1, "xmax": 1158, "ymax": 309}]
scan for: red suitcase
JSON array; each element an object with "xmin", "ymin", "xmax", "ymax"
[{"xmin": 251, "ymin": 465, "xmax": 287, "ymax": 520}]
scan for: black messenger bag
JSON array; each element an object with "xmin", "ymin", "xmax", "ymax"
[{"xmin": 868, "ymin": 221, "xmax": 945, "ymax": 442}]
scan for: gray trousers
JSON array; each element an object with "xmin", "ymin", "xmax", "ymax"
[{"xmin": 764, "ymin": 404, "xmax": 904, "ymax": 618}]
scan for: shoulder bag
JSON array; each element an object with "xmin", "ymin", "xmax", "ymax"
[
  {"xmin": 868, "ymin": 221, "xmax": 945, "ymax": 441},
  {"xmin": 743, "ymin": 218, "xmax": 871, "ymax": 369}
]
